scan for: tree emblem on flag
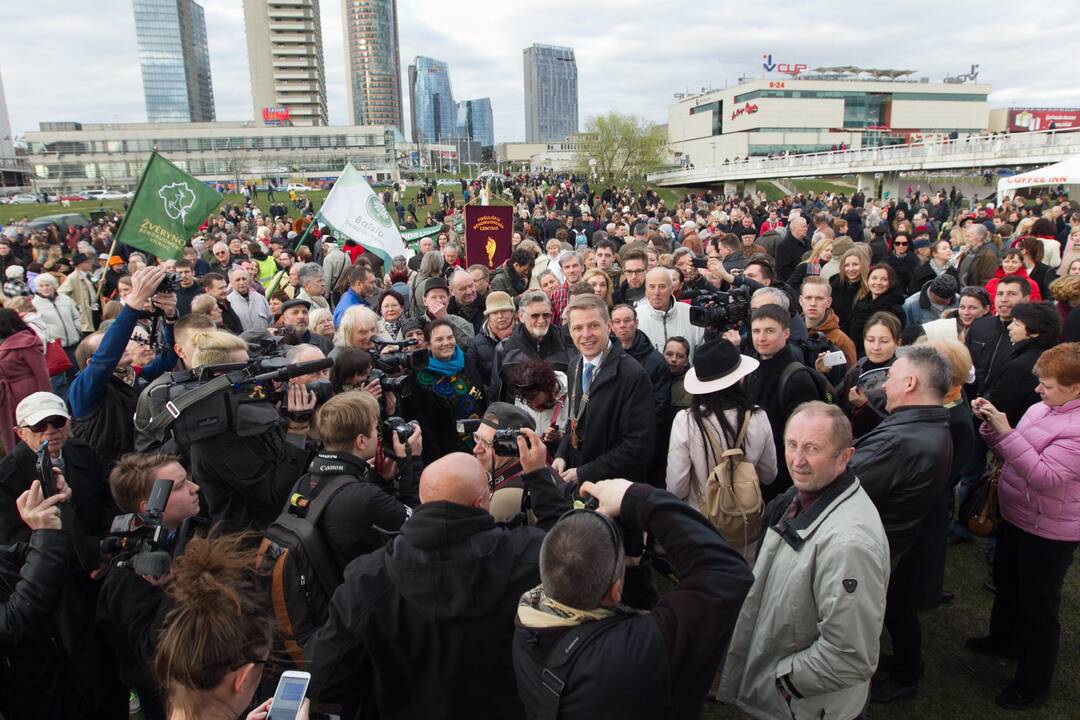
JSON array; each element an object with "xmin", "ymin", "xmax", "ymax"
[
  {"xmin": 366, "ymin": 194, "xmax": 393, "ymax": 227},
  {"xmin": 158, "ymin": 182, "xmax": 198, "ymax": 222}
]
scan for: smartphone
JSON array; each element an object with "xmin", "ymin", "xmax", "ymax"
[
  {"xmin": 822, "ymin": 350, "xmax": 847, "ymax": 368},
  {"xmin": 267, "ymin": 670, "xmax": 310, "ymax": 720},
  {"xmin": 691, "ymin": 256, "xmax": 709, "ymax": 269},
  {"xmin": 35, "ymin": 441, "xmax": 55, "ymax": 497}
]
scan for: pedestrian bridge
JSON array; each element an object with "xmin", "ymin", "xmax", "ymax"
[{"xmin": 647, "ymin": 127, "xmax": 1080, "ymax": 196}]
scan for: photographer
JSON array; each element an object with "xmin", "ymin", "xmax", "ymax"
[
  {"xmin": 513, "ymin": 479, "xmax": 753, "ymax": 720},
  {"xmin": 69, "ymin": 265, "xmax": 179, "ymax": 469},
  {"xmin": 0, "ymin": 478, "xmax": 92, "ymax": 719},
  {"xmin": 185, "ymin": 332, "xmax": 311, "ymax": 533},
  {"xmin": 289, "ymin": 391, "xmax": 422, "ymax": 570},
  {"xmin": 473, "ymin": 402, "xmax": 561, "ymax": 522},
  {"xmin": 96, "ymin": 452, "xmax": 203, "ymax": 720}
]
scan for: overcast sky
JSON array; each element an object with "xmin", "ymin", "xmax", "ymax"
[{"xmin": 3, "ymin": 0, "xmax": 1079, "ymax": 144}]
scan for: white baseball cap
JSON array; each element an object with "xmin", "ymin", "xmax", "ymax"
[{"xmin": 15, "ymin": 392, "xmax": 71, "ymax": 427}]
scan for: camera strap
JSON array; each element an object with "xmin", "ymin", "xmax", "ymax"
[{"xmin": 138, "ymin": 374, "xmax": 234, "ymax": 434}]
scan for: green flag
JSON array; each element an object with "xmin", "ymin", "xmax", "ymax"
[
  {"xmin": 116, "ymin": 151, "xmax": 222, "ymax": 260},
  {"xmin": 317, "ymin": 162, "xmax": 408, "ymax": 265}
]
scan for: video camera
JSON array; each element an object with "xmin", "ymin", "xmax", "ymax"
[
  {"xmin": 99, "ymin": 478, "xmax": 201, "ymax": 576},
  {"xmin": 684, "ymin": 285, "xmax": 751, "ymax": 330},
  {"xmin": 135, "ymin": 355, "xmax": 335, "ymax": 445}
]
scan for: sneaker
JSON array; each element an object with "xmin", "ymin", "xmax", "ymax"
[{"xmin": 995, "ymin": 685, "xmax": 1048, "ymax": 710}]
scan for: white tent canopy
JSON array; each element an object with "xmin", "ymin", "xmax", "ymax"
[{"xmin": 998, "ymin": 155, "xmax": 1080, "ymax": 198}]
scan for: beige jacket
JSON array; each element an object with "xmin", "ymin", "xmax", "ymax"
[{"xmin": 665, "ymin": 406, "xmax": 777, "ymax": 512}]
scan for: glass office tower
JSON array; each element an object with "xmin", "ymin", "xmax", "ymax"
[
  {"xmin": 342, "ymin": 0, "xmax": 404, "ymax": 130},
  {"xmin": 409, "ymin": 56, "xmax": 456, "ymax": 143},
  {"xmin": 523, "ymin": 44, "xmax": 577, "ymax": 142},
  {"xmin": 132, "ymin": 0, "xmax": 215, "ymax": 122},
  {"xmin": 456, "ymin": 98, "xmax": 494, "ymax": 148}
]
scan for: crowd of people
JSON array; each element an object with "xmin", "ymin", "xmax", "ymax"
[{"xmin": 0, "ymin": 171, "xmax": 1078, "ymax": 720}]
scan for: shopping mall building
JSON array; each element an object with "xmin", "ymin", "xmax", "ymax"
[
  {"xmin": 23, "ymin": 121, "xmax": 400, "ymax": 192},
  {"xmin": 666, "ymin": 76, "xmax": 990, "ymax": 167}
]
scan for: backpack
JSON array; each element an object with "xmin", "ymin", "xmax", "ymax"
[
  {"xmin": 778, "ymin": 361, "xmax": 835, "ymax": 407},
  {"xmin": 693, "ymin": 411, "xmax": 763, "ymax": 549},
  {"xmin": 257, "ymin": 474, "xmax": 354, "ymax": 668}
]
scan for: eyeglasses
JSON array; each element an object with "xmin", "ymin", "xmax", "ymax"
[
  {"xmin": 893, "ymin": 241, "xmax": 910, "ymax": 247},
  {"xmin": 472, "ymin": 433, "xmax": 494, "ymax": 449},
  {"xmin": 22, "ymin": 416, "xmax": 68, "ymax": 433},
  {"xmin": 527, "ymin": 312, "xmax": 552, "ymax": 321}
]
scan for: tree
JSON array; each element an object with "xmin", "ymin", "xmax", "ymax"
[{"xmin": 575, "ymin": 113, "xmax": 666, "ymax": 186}]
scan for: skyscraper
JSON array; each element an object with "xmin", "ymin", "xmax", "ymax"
[
  {"xmin": 523, "ymin": 44, "xmax": 578, "ymax": 143},
  {"xmin": 243, "ymin": 0, "xmax": 328, "ymax": 126},
  {"xmin": 408, "ymin": 57, "xmax": 456, "ymax": 143},
  {"xmin": 342, "ymin": 0, "xmax": 404, "ymax": 130},
  {"xmin": 456, "ymin": 98, "xmax": 494, "ymax": 148},
  {"xmin": 132, "ymin": 0, "xmax": 216, "ymax": 122}
]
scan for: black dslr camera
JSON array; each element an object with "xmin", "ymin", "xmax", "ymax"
[
  {"xmin": 372, "ymin": 338, "xmax": 427, "ymax": 376},
  {"xmin": 493, "ymin": 428, "xmax": 525, "ymax": 456},
  {"xmin": 100, "ymin": 478, "xmax": 200, "ymax": 576},
  {"xmin": 381, "ymin": 416, "xmax": 416, "ymax": 458},
  {"xmin": 684, "ymin": 285, "xmax": 751, "ymax": 330},
  {"xmin": 156, "ymin": 271, "xmax": 182, "ymax": 294}
]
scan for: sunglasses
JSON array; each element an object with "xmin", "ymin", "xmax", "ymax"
[
  {"xmin": 23, "ymin": 416, "xmax": 67, "ymax": 433},
  {"xmin": 894, "ymin": 241, "xmax": 910, "ymax": 247}
]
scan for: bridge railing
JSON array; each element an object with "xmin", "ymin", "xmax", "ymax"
[{"xmin": 650, "ymin": 127, "xmax": 1080, "ymax": 184}]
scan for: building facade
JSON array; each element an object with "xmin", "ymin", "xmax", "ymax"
[
  {"xmin": 243, "ymin": 0, "xmax": 328, "ymax": 127},
  {"xmin": 989, "ymin": 107, "xmax": 1080, "ymax": 132},
  {"xmin": 523, "ymin": 44, "xmax": 578, "ymax": 143},
  {"xmin": 342, "ymin": 0, "xmax": 404, "ymax": 131},
  {"xmin": 408, "ymin": 56, "xmax": 456, "ymax": 144},
  {"xmin": 456, "ymin": 98, "xmax": 494, "ymax": 148},
  {"xmin": 666, "ymin": 77, "xmax": 990, "ymax": 166},
  {"xmin": 0, "ymin": 67, "xmax": 29, "ymax": 187},
  {"xmin": 25, "ymin": 121, "xmax": 398, "ymax": 191},
  {"xmin": 132, "ymin": 0, "xmax": 216, "ymax": 122}
]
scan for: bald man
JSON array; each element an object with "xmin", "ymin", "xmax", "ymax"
[
  {"xmin": 306, "ymin": 441, "xmax": 573, "ymax": 720},
  {"xmin": 634, "ymin": 267, "xmax": 705, "ymax": 360}
]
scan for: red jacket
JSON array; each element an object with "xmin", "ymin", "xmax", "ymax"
[
  {"xmin": 0, "ymin": 329, "xmax": 49, "ymax": 452},
  {"xmin": 984, "ymin": 266, "xmax": 1041, "ymax": 313}
]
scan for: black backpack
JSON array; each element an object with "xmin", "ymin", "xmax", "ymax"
[
  {"xmin": 778, "ymin": 361, "xmax": 836, "ymax": 407},
  {"xmin": 257, "ymin": 474, "xmax": 353, "ymax": 668}
]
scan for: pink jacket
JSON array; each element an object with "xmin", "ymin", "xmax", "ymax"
[{"xmin": 982, "ymin": 397, "xmax": 1080, "ymax": 541}]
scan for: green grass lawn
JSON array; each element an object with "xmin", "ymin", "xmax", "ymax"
[{"xmin": 703, "ymin": 536, "xmax": 1080, "ymax": 719}]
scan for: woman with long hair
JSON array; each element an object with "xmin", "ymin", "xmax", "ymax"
[
  {"xmin": 666, "ymin": 340, "xmax": 776, "ymax": 560},
  {"xmin": 154, "ymin": 534, "xmax": 305, "ymax": 720},
  {"xmin": 848, "ymin": 263, "xmax": 905, "ymax": 351},
  {"xmin": 829, "ymin": 247, "xmax": 870, "ymax": 332},
  {"xmin": 582, "ymin": 268, "xmax": 614, "ymax": 308},
  {"xmin": 836, "ymin": 312, "xmax": 901, "ymax": 438},
  {"xmin": 786, "ymin": 236, "xmax": 833, "ymax": 291},
  {"xmin": 331, "ymin": 305, "xmax": 379, "ymax": 359},
  {"xmin": 1017, "ymin": 236, "xmax": 1053, "ymax": 299}
]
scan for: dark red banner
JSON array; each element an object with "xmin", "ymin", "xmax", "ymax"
[{"xmin": 464, "ymin": 204, "xmax": 513, "ymax": 270}]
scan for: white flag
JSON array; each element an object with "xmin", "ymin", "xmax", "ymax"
[{"xmin": 317, "ymin": 163, "xmax": 407, "ymax": 264}]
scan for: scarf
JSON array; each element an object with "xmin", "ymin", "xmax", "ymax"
[
  {"xmin": 515, "ymin": 584, "xmax": 644, "ymax": 629},
  {"xmin": 382, "ymin": 319, "xmax": 401, "ymax": 338},
  {"xmin": 426, "ymin": 346, "xmax": 465, "ymax": 376}
]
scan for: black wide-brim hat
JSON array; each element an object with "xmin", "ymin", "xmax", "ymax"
[{"xmin": 684, "ymin": 339, "xmax": 759, "ymax": 395}]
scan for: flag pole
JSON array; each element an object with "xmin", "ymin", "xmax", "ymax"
[{"xmin": 96, "ymin": 150, "xmax": 158, "ymax": 300}]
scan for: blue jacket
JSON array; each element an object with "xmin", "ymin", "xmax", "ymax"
[
  {"xmin": 68, "ymin": 304, "xmax": 177, "ymax": 418},
  {"xmin": 333, "ymin": 288, "xmax": 368, "ymax": 326}
]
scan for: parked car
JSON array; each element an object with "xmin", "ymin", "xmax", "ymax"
[
  {"xmin": 25, "ymin": 213, "xmax": 91, "ymax": 234},
  {"xmin": 58, "ymin": 192, "xmax": 89, "ymax": 202},
  {"xmin": 286, "ymin": 183, "xmax": 312, "ymax": 192},
  {"xmin": 9, "ymin": 193, "xmax": 39, "ymax": 204}
]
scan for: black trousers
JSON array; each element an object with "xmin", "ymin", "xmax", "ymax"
[
  {"xmin": 989, "ymin": 520, "xmax": 1077, "ymax": 696},
  {"xmin": 884, "ymin": 548, "xmax": 923, "ymax": 684}
]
